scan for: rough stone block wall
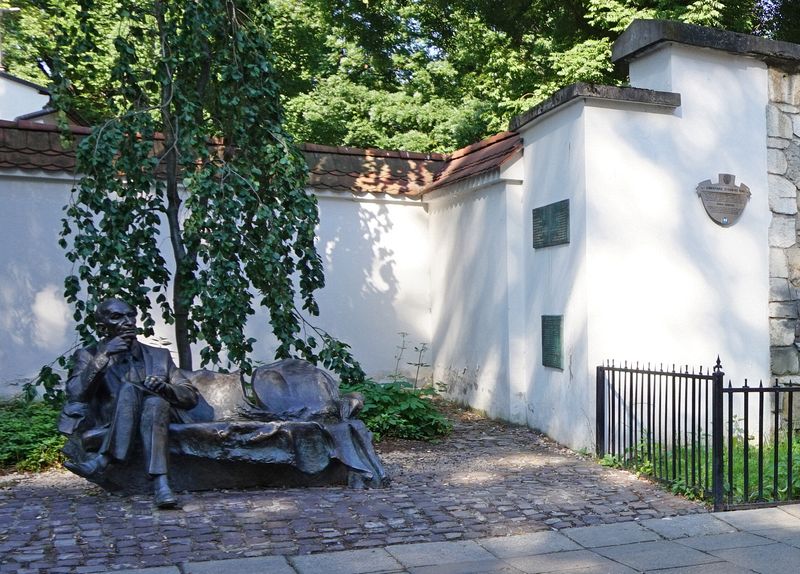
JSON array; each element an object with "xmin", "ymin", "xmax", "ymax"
[{"xmin": 768, "ymin": 68, "xmax": 800, "ymax": 384}]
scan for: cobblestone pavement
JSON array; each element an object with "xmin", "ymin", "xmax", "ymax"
[{"xmin": 0, "ymin": 407, "xmax": 705, "ymax": 573}]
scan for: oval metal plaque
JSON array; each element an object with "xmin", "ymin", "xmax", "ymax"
[{"xmin": 696, "ymin": 173, "xmax": 751, "ymax": 227}]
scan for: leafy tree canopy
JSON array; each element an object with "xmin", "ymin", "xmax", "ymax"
[
  {"xmin": 279, "ymin": 0, "xmax": 780, "ymax": 152},
  {"xmin": 2, "ymin": 1, "xmax": 795, "ymax": 152}
]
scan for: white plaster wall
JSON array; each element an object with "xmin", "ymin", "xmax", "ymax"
[
  {"xmin": 0, "ymin": 79, "xmax": 49, "ymax": 120},
  {"xmin": 302, "ymin": 193, "xmax": 432, "ymax": 379},
  {"xmin": 586, "ymin": 45, "xmax": 771, "ymax": 386},
  {"xmin": 0, "ymin": 171, "xmax": 77, "ymax": 397},
  {"xmin": 428, "ymin": 181, "xmax": 512, "ymax": 420},
  {"xmin": 516, "ymin": 103, "xmax": 591, "ymax": 449},
  {"xmin": 0, "ymin": 170, "xmax": 432, "ymax": 394}
]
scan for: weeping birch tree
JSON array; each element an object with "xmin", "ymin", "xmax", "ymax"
[{"xmin": 45, "ymin": 0, "xmax": 364, "ymax": 387}]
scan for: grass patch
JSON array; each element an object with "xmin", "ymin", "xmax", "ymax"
[
  {"xmin": 723, "ymin": 435, "xmax": 800, "ymax": 502},
  {"xmin": 601, "ymin": 434, "xmax": 800, "ymax": 504}
]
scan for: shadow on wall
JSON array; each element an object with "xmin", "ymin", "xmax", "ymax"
[
  {"xmin": 314, "ymin": 220, "xmax": 410, "ymax": 376},
  {"xmin": 430, "ymin": 186, "xmax": 511, "ymax": 418},
  {"xmin": 208, "ymin": 194, "xmax": 407, "ymax": 377},
  {"xmin": 0, "ymin": 184, "xmax": 75, "ymax": 387}
]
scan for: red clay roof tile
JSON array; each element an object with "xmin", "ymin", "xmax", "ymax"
[
  {"xmin": 0, "ymin": 122, "xmax": 522, "ymax": 196},
  {"xmin": 303, "ymin": 143, "xmax": 445, "ymax": 196},
  {"xmin": 422, "ymin": 131, "xmax": 522, "ymax": 194}
]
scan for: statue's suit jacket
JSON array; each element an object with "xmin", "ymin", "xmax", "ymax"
[{"xmin": 58, "ymin": 341, "xmax": 199, "ymax": 437}]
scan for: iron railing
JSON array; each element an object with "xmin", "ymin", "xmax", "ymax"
[
  {"xmin": 595, "ymin": 362, "xmax": 714, "ymax": 498},
  {"xmin": 716, "ymin": 376, "xmax": 800, "ymax": 510},
  {"xmin": 596, "ymin": 359, "xmax": 800, "ymax": 511}
]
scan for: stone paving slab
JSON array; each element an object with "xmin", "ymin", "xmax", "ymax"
[
  {"xmin": 505, "ymin": 549, "xmax": 637, "ymax": 574},
  {"xmin": 408, "ymin": 558, "xmax": 525, "ymax": 574},
  {"xmin": 290, "ymin": 548, "xmax": 403, "ymax": 574},
  {"xmin": 710, "ymin": 542, "xmax": 800, "ymax": 574},
  {"xmin": 713, "ymin": 506, "xmax": 800, "ymax": 531},
  {"xmin": 385, "ymin": 541, "xmax": 495, "ymax": 567},
  {"xmin": 750, "ymin": 525, "xmax": 800, "ymax": 548},
  {"xmin": 594, "ymin": 540, "xmax": 719, "ymax": 571},
  {"xmin": 644, "ymin": 563, "xmax": 753, "ymax": 574},
  {"xmin": 0, "ymin": 408, "xmax": 706, "ymax": 573},
  {"xmin": 478, "ymin": 532, "xmax": 581, "ymax": 558},
  {"xmin": 674, "ymin": 531, "xmax": 774, "ymax": 551},
  {"xmin": 107, "ymin": 568, "xmax": 180, "ymax": 574},
  {"xmin": 639, "ymin": 513, "xmax": 736, "ymax": 539},
  {"xmin": 561, "ymin": 521, "xmax": 661, "ymax": 548},
  {"xmin": 779, "ymin": 503, "xmax": 800, "ymax": 519},
  {"xmin": 184, "ymin": 555, "xmax": 296, "ymax": 574}
]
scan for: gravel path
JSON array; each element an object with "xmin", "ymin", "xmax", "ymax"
[{"xmin": 0, "ymin": 404, "xmax": 705, "ymax": 573}]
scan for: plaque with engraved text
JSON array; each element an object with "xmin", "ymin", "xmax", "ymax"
[{"xmin": 696, "ymin": 173, "xmax": 750, "ymax": 227}]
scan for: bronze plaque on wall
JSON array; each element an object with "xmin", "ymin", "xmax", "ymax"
[
  {"xmin": 541, "ymin": 315, "xmax": 563, "ymax": 370},
  {"xmin": 696, "ymin": 173, "xmax": 750, "ymax": 227},
  {"xmin": 532, "ymin": 199, "xmax": 569, "ymax": 248}
]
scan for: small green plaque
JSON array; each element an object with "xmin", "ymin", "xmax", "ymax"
[
  {"xmin": 532, "ymin": 199, "xmax": 569, "ymax": 248},
  {"xmin": 542, "ymin": 315, "xmax": 563, "ymax": 369}
]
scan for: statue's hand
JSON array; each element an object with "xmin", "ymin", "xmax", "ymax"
[
  {"xmin": 97, "ymin": 330, "xmax": 136, "ymax": 356},
  {"xmin": 94, "ymin": 335, "xmax": 133, "ymax": 368},
  {"xmin": 143, "ymin": 375, "xmax": 169, "ymax": 395},
  {"xmin": 100, "ymin": 336, "xmax": 131, "ymax": 355}
]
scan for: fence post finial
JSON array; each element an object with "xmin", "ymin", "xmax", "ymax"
[{"xmin": 712, "ymin": 356, "xmax": 724, "ymax": 511}]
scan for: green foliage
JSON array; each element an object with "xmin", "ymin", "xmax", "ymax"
[
  {"xmin": 723, "ymin": 433, "xmax": 800, "ymax": 502},
  {"xmin": 772, "ymin": 0, "xmax": 800, "ymax": 42},
  {"xmin": 25, "ymin": 364, "xmax": 64, "ymax": 406},
  {"xmin": 602, "ymin": 427, "xmax": 800, "ymax": 504},
  {"xmin": 284, "ymin": 75, "xmax": 490, "ymax": 153},
  {"xmin": 601, "ymin": 445, "xmax": 708, "ymax": 500},
  {"xmin": 279, "ymin": 0, "xmax": 773, "ymax": 152},
  {"xmin": 40, "ymin": 0, "xmax": 365, "ymax": 386},
  {"xmin": 3, "ymin": 1, "xmax": 783, "ymax": 153},
  {"xmin": 0, "ymin": 0, "xmax": 132, "ymax": 123},
  {"xmin": 23, "ymin": 352, "xmax": 76, "ymax": 406},
  {"xmin": 551, "ymin": 39, "xmax": 614, "ymax": 84},
  {"xmin": 340, "ymin": 379, "xmax": 452, "ymax": 441},
  {"xmin": 600, "ymin": 453, "xmax": 623, "ymax": 468},
  {"xmin": 16, "ymin": 436, "xmax": 67, "ymax": 472},
  {"xmin": 0, "ymin": 399, "xmax": 65, "ymax": 472}
]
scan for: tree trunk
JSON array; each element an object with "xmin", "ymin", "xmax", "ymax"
[
  {"xmin": 165, "ymin": 154, "xmax": 193, "ymax": 370},
  {"xmin": 156, "ymin": 1, "xmax": 192, "ymax": 370}
]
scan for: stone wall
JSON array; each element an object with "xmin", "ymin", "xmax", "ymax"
[{"xmin": 768, "ymin": 69, "xmax": 800, "ymax": 383}]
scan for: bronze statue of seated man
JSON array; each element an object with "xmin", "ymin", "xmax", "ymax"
[
  {"xmin": 59, "ymin": 298, "xmax": 388, "ymax": 506},
  {"xmin": 59, "ymin": 298, "xmax": 200, "ymax": 508}
]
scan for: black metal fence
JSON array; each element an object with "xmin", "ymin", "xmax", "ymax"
[{"xmin": 596, "ymin": 359, "xmax": 800, "ymax": 511}]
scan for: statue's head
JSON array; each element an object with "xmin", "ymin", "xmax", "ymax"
[{"xmin": 95, "ymin": 298, "xmax": 137, "ymax": 343}]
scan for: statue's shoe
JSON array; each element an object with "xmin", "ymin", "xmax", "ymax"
[
  {"xmin": 153, "ymin": 477, "xmax": 178, "ymax": 509},
  {"xmin": 64, "ymin": 455, "xmax": 107, "ymax": 479}
]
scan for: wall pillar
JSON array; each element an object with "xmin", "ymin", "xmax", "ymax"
[{"xmin": 767, "ymin": 69, "xmax": 800, "ymax": 383}]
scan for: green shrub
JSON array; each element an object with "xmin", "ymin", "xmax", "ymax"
[
  {"xmin": 0, "ymin": 399, "xmax": 65, "ymax": 471},
  {"xmin": 16, "ymin": 435, "xmax": 66, "ymax": 472},
  {"xmin": 340, "ymin": 379, "xmax": 452, "ymax": 441}
]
